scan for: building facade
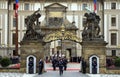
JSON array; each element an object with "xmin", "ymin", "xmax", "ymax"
[{"xmin": 0, "ymin": 0, "xmax": 120, "ymax": 58}]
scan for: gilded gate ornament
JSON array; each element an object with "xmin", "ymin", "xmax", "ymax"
[{"xmin": 43, "ymin": 25, "xmax": 81, "ymax": 43}]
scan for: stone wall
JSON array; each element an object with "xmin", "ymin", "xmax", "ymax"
[
  {"xmin": 0, "ymin": 68, "xmax": 20, "ymax": 72},
  {"xmin": 20, "ymin": 40, "xmax": 45, "ymax": 73},
  {"xmin": 106, "ymin": 69, "xmax": 120, "ymax": 74},
  {"xmin": 80, "ymin": 40, "xmax": 108, "ymax": 74}
]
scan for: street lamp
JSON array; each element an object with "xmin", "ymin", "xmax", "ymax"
[{"xmin": 60, "ymin": 25, "xmax": 65, "ymax": 57}]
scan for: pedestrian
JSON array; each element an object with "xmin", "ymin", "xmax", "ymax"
[
  {"xmin": 82, "ymin": 58, "xmax": 87, "ymax": 74},
  {"xmin": 58, "ymin": 58, "xmax": 64, "ymax": 76},
  {"xmin": 38, "ymin": 59, "xmax": 44, "ymax": 75}
]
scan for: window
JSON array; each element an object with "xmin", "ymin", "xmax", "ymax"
[
  {"xmin": 12, "ymin": 33, "xmax": 16, "ymax": 45},
  {"xmin": 82, "ymin": 4, "xmax": 87, "ymax": 10},
  {"xmin": 13, "ymin": 50, "xmax": 16, "ymax": 56},
  {"xmin": 52, "ymin": 48, "xmax": 54, "ymax": 54},
  {"xmin": 58, "ymin": 40, "xmax": 61, "ymax": 46},
  {"xmin": 111, "ymin": 33, "xmax": 117, "ymax": 45},
  {"xmin": 13, "ymin": 18, "xmax": 16, "ymax": 27},
  {"xmin": 112, "ymin": 50, "xmax": 116, "ymax": 56},
  {"xmin": 24, "ymin": 3, "xmax": 29, "ymax": 10},
  {"xmin": 111, "ymin": 3, "xmax": 116, "ymax": 9},
  {"xmin": 24, "ymin": 16, "xmax": 27, "ymax": 27},
  {"xmin": 111, "ymin": 17, "xmax": 116, "ymax": 26}
]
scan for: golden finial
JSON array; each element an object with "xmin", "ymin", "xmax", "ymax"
[{"xmin": 61, "ymin": 24, "xmax": 65, "ymax": 32}]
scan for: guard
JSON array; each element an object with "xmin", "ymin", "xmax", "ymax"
[
  {"xmin": 58, "ymin": 58, "xmax": 64, "ymax": 76},
  {"xmin": 38, "ymin": 59, "xmax": 44, "ymax": 75},
  {"xmin": 82, "ymin": 59, "xmax": 87, "ymax": 74},
  {"xmin": 28, "ymin": 58, "xmax": 34, "ymax": 74}
]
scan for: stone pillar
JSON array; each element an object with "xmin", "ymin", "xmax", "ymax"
[
  {"xmin": 20, "ymin": 40, "xmax": 45, "ymax": 73},
  {"xmin": 80, "ymin": 40, "xmax": 107, "ymax": 74}
]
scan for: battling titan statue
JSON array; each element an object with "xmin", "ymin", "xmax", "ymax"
[
  {"xmin": 82, "ymin": 12, "xmax": 103, "ymax": 41},
  {"xmin": 23, "ymin": 8, "xmax": 44, "ymax": 41}
]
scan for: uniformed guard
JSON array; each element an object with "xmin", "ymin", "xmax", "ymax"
[
  {"xmin": 28, "ymin": 58, "xmax": 34, "ymax": 74},
  {"xmin": 92, "ymin": 59, "xmax": 97, "ymax": 74},
  {"xmin": 63, "ymin": 57, "xmax": 68, "ymax": 70},
  {"xmin": 38, "ymin": 59, "xmax": 44, "ymax": 75},
  {"xmin": 82, "ymin": 59, "xmax": 87, "ymax": 74},
  {"xmin": 52, "ymin": 57, "xmax": 56, "ymax": 71},
  {"xmin": 58, "ymin": 58, "xmax": 64, "ymax": 76}
]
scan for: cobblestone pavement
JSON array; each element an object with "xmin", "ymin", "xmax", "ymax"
[{"xmin": 0, "ymin": 71, "xmax": 120, "ymax": 77}]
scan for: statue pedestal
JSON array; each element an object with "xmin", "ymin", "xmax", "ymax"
[
  {"xmin": 20, "ymin": 40, "xmax": 45, "ymax": 73},
  {"xmin": 80, "ymin": 40, "xmax": 107, "ymax": 74}
]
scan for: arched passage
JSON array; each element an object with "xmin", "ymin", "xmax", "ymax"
[
  {"xmin": 43, "ymin": 25, "xmax": 81, "ymax": 59},
  {"xmin": 43, "ymin": 25, "xmax": 81, "ymax": 43}
]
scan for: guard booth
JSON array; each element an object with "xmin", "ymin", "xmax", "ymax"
[
  {"xmin": 26, "ymin": 55, "xmax": 36, "ymax": 74},
  {"xmin": 89, "ymin": 55, "xmax": 99, "ymax": 74}
]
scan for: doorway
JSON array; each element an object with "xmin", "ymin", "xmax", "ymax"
[{"xmin": 66, "ymin": 48, "xmax": 72, "ymax": 62}]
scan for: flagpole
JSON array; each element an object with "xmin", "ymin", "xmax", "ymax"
[
  {"xmin": 15, "ymin": 12, "xmax": 18, "ymax": 56},
  {"xmin": 7, "ymin": 0, "xmax": 10, "ymax": 55},
  {"xmin": 15, "ymin": 0, "xmax": 18, "ymax": 56},
  {"xmin": 102, "ymin": 0, "xmax": 104, "ymax": 38}
]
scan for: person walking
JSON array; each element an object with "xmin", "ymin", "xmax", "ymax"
[
  {"xmin": 58, "ymin": 58, "xmax": 64, "ymax": 76},
  {"xmin": 63, "ymin": 57, "xmax": 68, "ymax": 70},
  {"xmin": 52, "ymin": 57, "xmax": 57, "ymax": 71},
  {"xmin": 38, "ymin": 59, "xmax": 44, "ymax": 75}
]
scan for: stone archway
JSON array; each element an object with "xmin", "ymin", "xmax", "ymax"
[
  {"xmin": 43, "ymin": 25, "xmax": 81, "ymax": 58},
  {"xmin": 43, "ymin": 25, "xmax": 81, "ymax": 43}
]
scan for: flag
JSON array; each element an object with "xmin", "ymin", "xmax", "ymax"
[
  {"xmin": 94, "ymin": 0, "xmax": 97, "ymax": 13},
  {"xmin": 15, "ymin": 0, "xmax": 19, "ymax": 17}
]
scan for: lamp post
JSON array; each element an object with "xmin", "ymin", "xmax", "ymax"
[{"xmin": 60, "ymin": 25, "xmax": 65, "ymax": 57}]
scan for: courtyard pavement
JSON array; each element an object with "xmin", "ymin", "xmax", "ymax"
[
  {"xmin": 0, "ymin": 71, "xmax": 120, "ymax": 77},
  {"xmin": 0, "ymin": 63, "xmax": 120, "ymax": 77}
]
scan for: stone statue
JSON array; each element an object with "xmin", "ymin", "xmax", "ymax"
[
  {"xmin": 23, "ymin": 8, "xmax": 44, "ymax": 41},
  {"xmin": 82, "ymin": 12, "xmax": 102, "ymax": 40}
]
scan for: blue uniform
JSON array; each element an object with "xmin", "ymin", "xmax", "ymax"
[
  {"xmin": 38, "ymin": 60, "xmax": 44, "ymax": 74},
  {"xmin": 59, "ymin": 59, "xmax": 64, "ymax": 75}
]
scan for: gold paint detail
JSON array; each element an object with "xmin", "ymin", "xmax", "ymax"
[
  {"xmin": 43, "ymin": 25, "xmax": 81, "ymax": 43},
  {"xmin": 49, "ymin": 12, "xmax": 62, "ymax": 17}
]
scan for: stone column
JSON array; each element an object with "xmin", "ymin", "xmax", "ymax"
[
  {"xmin": 20, "ymin": 40, "xmax": 45, "ymax": 73},
  {"xmin": 80, "ymin": 40, "xmax": 107, "ymax": 74}
]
